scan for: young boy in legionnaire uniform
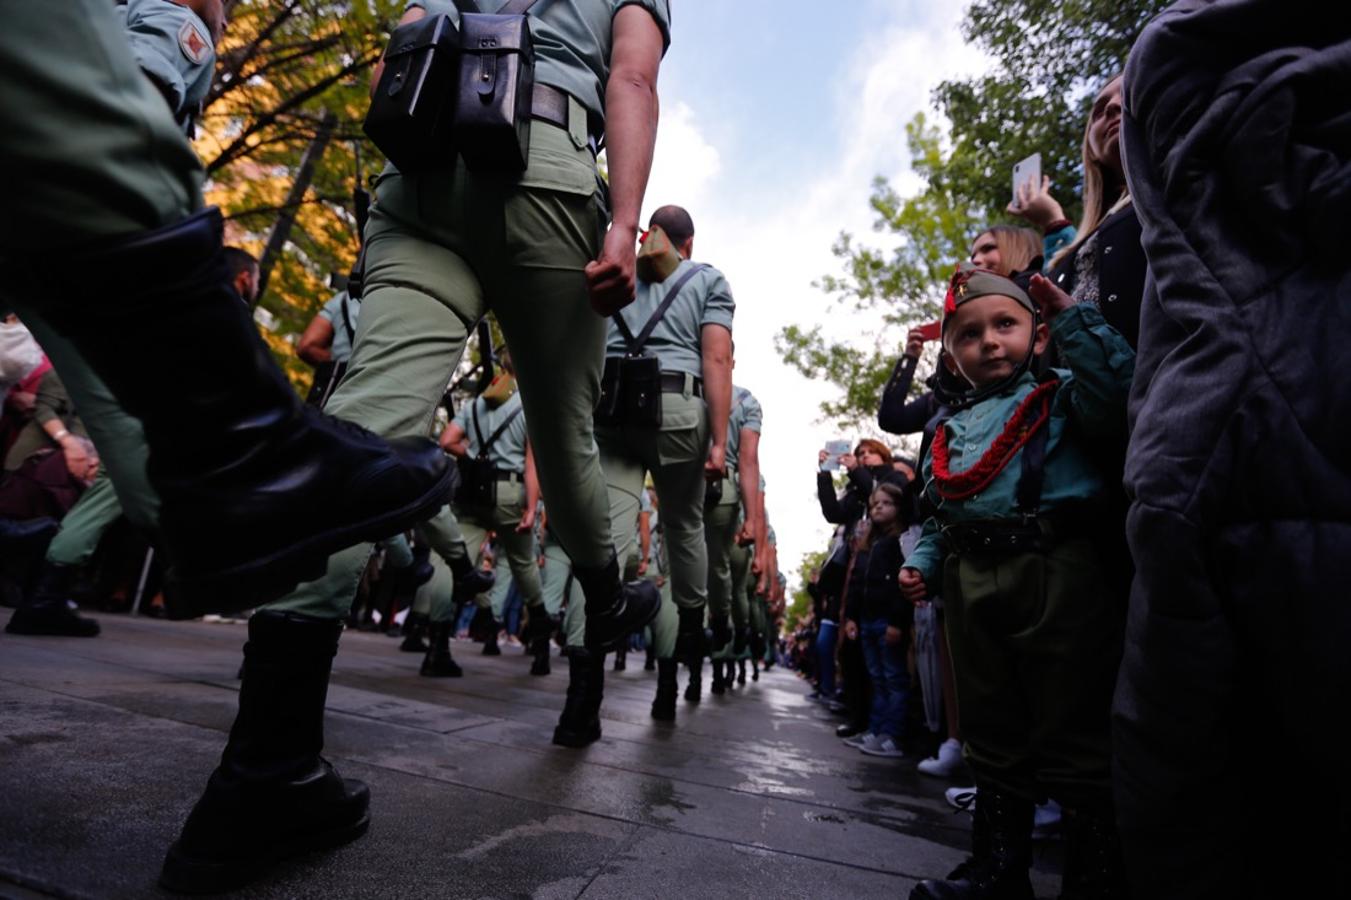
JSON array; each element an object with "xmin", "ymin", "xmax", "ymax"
[{"xmin": 901, "ymin": 263, "xmax": 1133, "ymax": 900}]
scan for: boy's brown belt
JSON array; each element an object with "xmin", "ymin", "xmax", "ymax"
[{"xmin": 941, "ymin": 506, "xmax": 1098, "ymax": 556}]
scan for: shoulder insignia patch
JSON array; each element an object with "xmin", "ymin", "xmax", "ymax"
[{"xmin": 178, "ymin": 18, "xmax": 210, "ymax": 66}]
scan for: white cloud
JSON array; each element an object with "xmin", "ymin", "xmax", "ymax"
[{"xmin": 643, "ymin": 2, "xmax": 990, "ymax": 589}]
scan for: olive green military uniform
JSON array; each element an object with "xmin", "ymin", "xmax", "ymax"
[
  {"xmin": 562, "ymin": 257, "xmax": 735, "ymax": 649},
  {"xmin": 9, "ymin": 0, "xmax": 217, "ymax": 567},
  {"xmin": 538, "ymin": 509, "xmax": 575, "ymax": 618},
  {"xmin": 267, "ymin": 0, "xmax": 672, "ymax": 622},
  {"xmin": 448, "ymin": 391, "xmax": 543, "ymax": 622},
  {"xmin": 704, "ymin": 384, "xmax": 762, "ymax": 629}
]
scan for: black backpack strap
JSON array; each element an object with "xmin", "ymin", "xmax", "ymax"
[
  {"xmin": 612, "ymin": 263, "xmax": 708, "ymax": 355},
  {"xmin": 339, "ymin": 291, "xmax": 357, "ymax": 346},
  {"xmin": 470, "ymin": 398, "xmax": 487, "ymax": 455},
  {"xmin": 475, "ymin": 400, "xmax": 524, "ymax": 460}
]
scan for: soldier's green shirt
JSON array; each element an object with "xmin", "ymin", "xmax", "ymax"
[
  {"xmin": 725, "ymin": 384, "xmax": 763, "ymax": 473},
  {"xmin": 406, "ymin": 0, "xmax": 671, "ymax": 126},
  {"xmin": 905, "ymin": 304, "xmax": 1135, "ymax": 587},
  {"xmin": 605, "ymin": 259, "xmax": 735, "ymax": 378},
  {"xmin": 120, "ymin": 0, "xmax": 215, "ymax": 131},
  {"xmin": 452, "ymin": 391, "xmax": 529, "ymax": 473},
  {"xmin": 318, "ymin": 290, "xmax": 360, "ymax": 365}
]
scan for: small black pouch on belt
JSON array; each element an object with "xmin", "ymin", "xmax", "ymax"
[
  {"xmin": 704, "ymin": 477, "xmax": 724, "ymax": 507},
  {"xmin": 596, "ymin": 264, "xmax": 708, "ymax": 428},
  {"xmin": 453, "ymin": 0, "xmax": 541, "ymax": 172},
  {"xmin": 364, "ymin": 14, "xmax": 461, "ymax": 172},
  {"xmin": 455, "ymin": 456, "xmax": 497, "ymax": 510}
]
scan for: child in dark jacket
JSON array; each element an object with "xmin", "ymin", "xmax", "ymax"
[{"xmin": 841, "ymin": 482, "xmax": 912, "ymax": 759}]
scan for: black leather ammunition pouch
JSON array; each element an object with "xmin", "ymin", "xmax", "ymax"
[
  {"xmin": 453, "ymin": 10, "xmax": 536, "ymax": 171},
  {"xmin": 455, "ymin": 455, "xmax": 497, "ymax": 510},
  {"xmin": 596, "ymin": 355, "xmax": 662, "ymax": 428},
  {"xmin": 364, "ymin": 14, "xmax": 461, "ymax": 172},
  {"xmin": 704, "ymin": 476, "xmax": 724, "ymax": 507}
]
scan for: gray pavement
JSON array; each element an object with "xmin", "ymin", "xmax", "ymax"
[{"xmin": 0, "ymin": 614, "xmax": 1064, "ymax": 899}]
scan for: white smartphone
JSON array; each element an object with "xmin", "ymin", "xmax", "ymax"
[
  {"xmin": 1012, "ymin": 152, "xmax": 1041, "ymax": 206},
  {"xmin": 822, "ymin": 439, "xmax": 850, "ymax": 471}
]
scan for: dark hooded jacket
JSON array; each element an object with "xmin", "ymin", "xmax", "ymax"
[{"xmin": 1116, "ymin": 4, "xmax": 1351, "ymax": 898}]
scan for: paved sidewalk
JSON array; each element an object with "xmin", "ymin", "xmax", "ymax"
[{"xmin": 0, "ymin": 614, "xmax": 1063, "ymax": 899}]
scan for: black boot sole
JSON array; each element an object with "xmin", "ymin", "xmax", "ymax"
[
  {"xmin": 551, "ymin": 720, "xmax": 601, "ymax": 748},
  {"xmin": 166, "ymin": 464, "xmax": 455, "ymax": 618},
  {"xmin": 159, "ymin": 809, "xmax": 370, "ymax": 894},
  {"xmin": 420, "ymin": 662, "xmax": 463, "ymax": 677},
  {"xmin": 5, "ymin": 612, "xmax": 101, "ymax": 637}
]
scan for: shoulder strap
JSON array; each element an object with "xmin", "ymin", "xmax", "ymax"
[
  {"xmin": 612, "ymin": 263, "xmax": 709, "ymax": 355},
  {"xmin": 476, "ymin": 401, "xmax": 524, "ymax": 459},
  {"xmin": 470, "ymin": 398, "xmax": 487, "ymax": 452},
  {"xmin": 339, "ymin": 293, "xmax": 357, "ymax": 345}
]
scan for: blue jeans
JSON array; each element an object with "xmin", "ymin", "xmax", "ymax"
[
  {"xmin": 815, "ymin": 620, "xmax": 839, "ymax": 696},
  {"xmin": 861, "ymin": 619, "xmax": 909, "ymax": 738},
  {"xmin": 502, "ymin": 580, "xmax": 523, "ymax": 637}
]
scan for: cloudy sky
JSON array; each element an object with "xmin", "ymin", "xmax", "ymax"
[{"xmin": 639, "ymin": 0, "xmax": 988, "ymax": 581}]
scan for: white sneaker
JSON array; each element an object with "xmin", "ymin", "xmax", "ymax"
[
  {"xmin": 945, "ymin": 785, "xmax": 977, "ymax": 811},
  {"xmin": 860, "ymin": 735, "xmax": 905, "ymax": 758},
  {"xmin": 842, "ymin": 731, "xmax": 874, "ymax": 749},
  {"xmin": 917, "ymin": 738, "xmax": 964, "ymax": 778}
]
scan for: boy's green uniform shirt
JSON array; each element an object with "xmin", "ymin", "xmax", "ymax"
[
  {"xmin": 452, "ymin": 392, "xmax": 528, "ymax": 473},
  {"xmin": 906, "ymin": 303, "xmax": 1136, "ymax": 586}
]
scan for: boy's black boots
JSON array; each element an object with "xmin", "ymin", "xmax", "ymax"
[
  {"xmin": 572, "ymin": 554, "xmax": 660, "ymax": 652},
  {"xmin": 651, "ymin": 659, "xmax": 678, "ymax": 721},
  {"xmin": 420, "ymin": 621, "xmax": 462, "ymax": 677},
  {"xmin": 553, "ymin": 650, "xmax": 604, "ymax": 747},
  {"xmin": 909, "ymin": 788, "xmax": 1034, "ymax": 900},
  {"xmin": 33, "ymin": 209, "xmax": 453, "ymax": 615},
  {"xmin": 1058, "ymin": 808, "xmax": 1127, "ymax": 900},
  {"xmin": 160, "ymin": 611, "xmax": 368, "ymax": 894}
]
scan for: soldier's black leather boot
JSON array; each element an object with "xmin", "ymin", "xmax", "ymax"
[
  {"xmin": 613, "ymin": 648, "xmax": 627, "ymax": 671},
  {"xmin": 1058, "ymin": 807, "xmax": 1128, "ymax": 900},
  {"xmin": 573, "ymin": 554, "xmax": 660, "ymax": 652},
  {"xmin": 711, "ymin": 659, "xmax": 727, "ymax": 695},
  {"xmin": 449, "ymin": 552, "xmax": 494, "ymax": 602},
  {"xmin": 651, "ymin": 659, "xmax": 678, "ymax": 722},
  {"xmin": 909, "ymin": 788, "xmax": 1034, "ymax": 900},
  {"xmin": 32, "ymin": 209, "xmax": 454, "ymax": 615},
  {"xmin": 676, "ymin": 606, "xmax": 706, "ymax": 703},
  {"xmin": 160, "ymin": 611, "xmax": 368, "ymax": 894},
  {"xmin": 644, "ymin": 642, "xmax": 656, "ymax": 671},
  {"xmin": 525, "ymin": 606, "xmax": 554, "ymax": 676},
  {"xmin": 553, "ymin": 650, "xmax": 603, "ymax": 747},
  {"xmin": 399, "ymin": 612, "xmax": 430, "ymax": 653},
  {"xmin": 6, "ymin": 559, "xmax": 101, "ymax": 638},
  {"xmin": 420, "ymin": 621, "xmax": 463, "ymax": 677}
]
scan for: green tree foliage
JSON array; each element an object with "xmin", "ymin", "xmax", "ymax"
[
  {"xmin": 784, "ymin": 549, "xmax": 827, "ymax": 630},
  {"xmin": 777, "ymin": 0, "xmax": 1169, "ymax": 428},
  {"xmin": 199, "ymin": 0, "xmax": 404, "ymax": 389}
]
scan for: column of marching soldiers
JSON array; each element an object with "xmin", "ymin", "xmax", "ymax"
[{"xmin": 326, "ymin": 209, "xmax": 789, "ymax": 745}]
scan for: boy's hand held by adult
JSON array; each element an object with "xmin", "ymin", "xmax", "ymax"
[{"xmin": 900, "ymin": 567, "xmax": 927, "ymax": 604}]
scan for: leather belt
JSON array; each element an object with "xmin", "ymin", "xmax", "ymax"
[
  {"xmin": 494, "ymin": 470, "xmax": 523, "ymax": 483},
  {"xmin": 941, "ymin": 506, "xmax": 1098, "ymax": 556},
  {"xmin": 659, "ymin": 372, "xmax": 703, "ymax": 397},
  {"xmin": 532, "ymin": 84, "xmax": 601, "ymax": 151}
]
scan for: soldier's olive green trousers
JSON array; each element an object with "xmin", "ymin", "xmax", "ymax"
[
  {"xmin": 942, "ymin": 538, "xmax": 1123, "ymax": 808},
  {"xmin": 703, "ymin": 478, "xmax": 740, "ymax": 627},
  {"xmin": 560, "ymin": 389, "xmax": 708, "ymax": 653},
  {"xmin": 268, "ymin": 124, "xmax": 614, "ymax": 620},
  {"xmin": 453, "ymin": 490, "xmax": 542, "ymax": 618}
]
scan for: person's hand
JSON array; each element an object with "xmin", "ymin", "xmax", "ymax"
[
  {"xmin": 843, "ymin": 620, "xmax": 859, "ymax": 641},
  {"xmin": 840, "ymin": 453, "xmax": 858, "ymax": 472},
  {"xmin": 1006, "ymin": 175, "xmax": 1066, "ymax": 231},
  {"xmin": 515, "ymin": 505, "xmax": 536, "ymax": 534},
  {"xmin": 900, "ymin": 567, "xmax": 927, "ymax": 604},
  {"xmin": 637, "ymin": 558, "xmax": 649, "ymax": 577},
  {"xmin": 705, "ymin": 444, "xmax": 726, "ymax": 482},
  {"xmin": 1029, "ymin": 273, "xmax": 1075, "ymax": 323},
  {"xmin": 905, "ymin": 328, "xmax": 925, "ymax": 358},
  {"xmin": 60, "ymin": 437, "xmax": 96, "ymax": 483},
  {"xmin": 817, "ymin": 449, "xmax": 829, "ymax": 466},
  {"xmin": 655, "ymin": 575, "xmax": 666, "ymax": 588},
  {"xmin": 884, "ymin": 625, "xmax": 903, "ymax": 647},
  {"xmin": 585, "ymin": 225, "xmax": 639, "ymax": 316},
  {"xmin": 8, "ymin": 390, "xmax": 36, "ymax": 415}
]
